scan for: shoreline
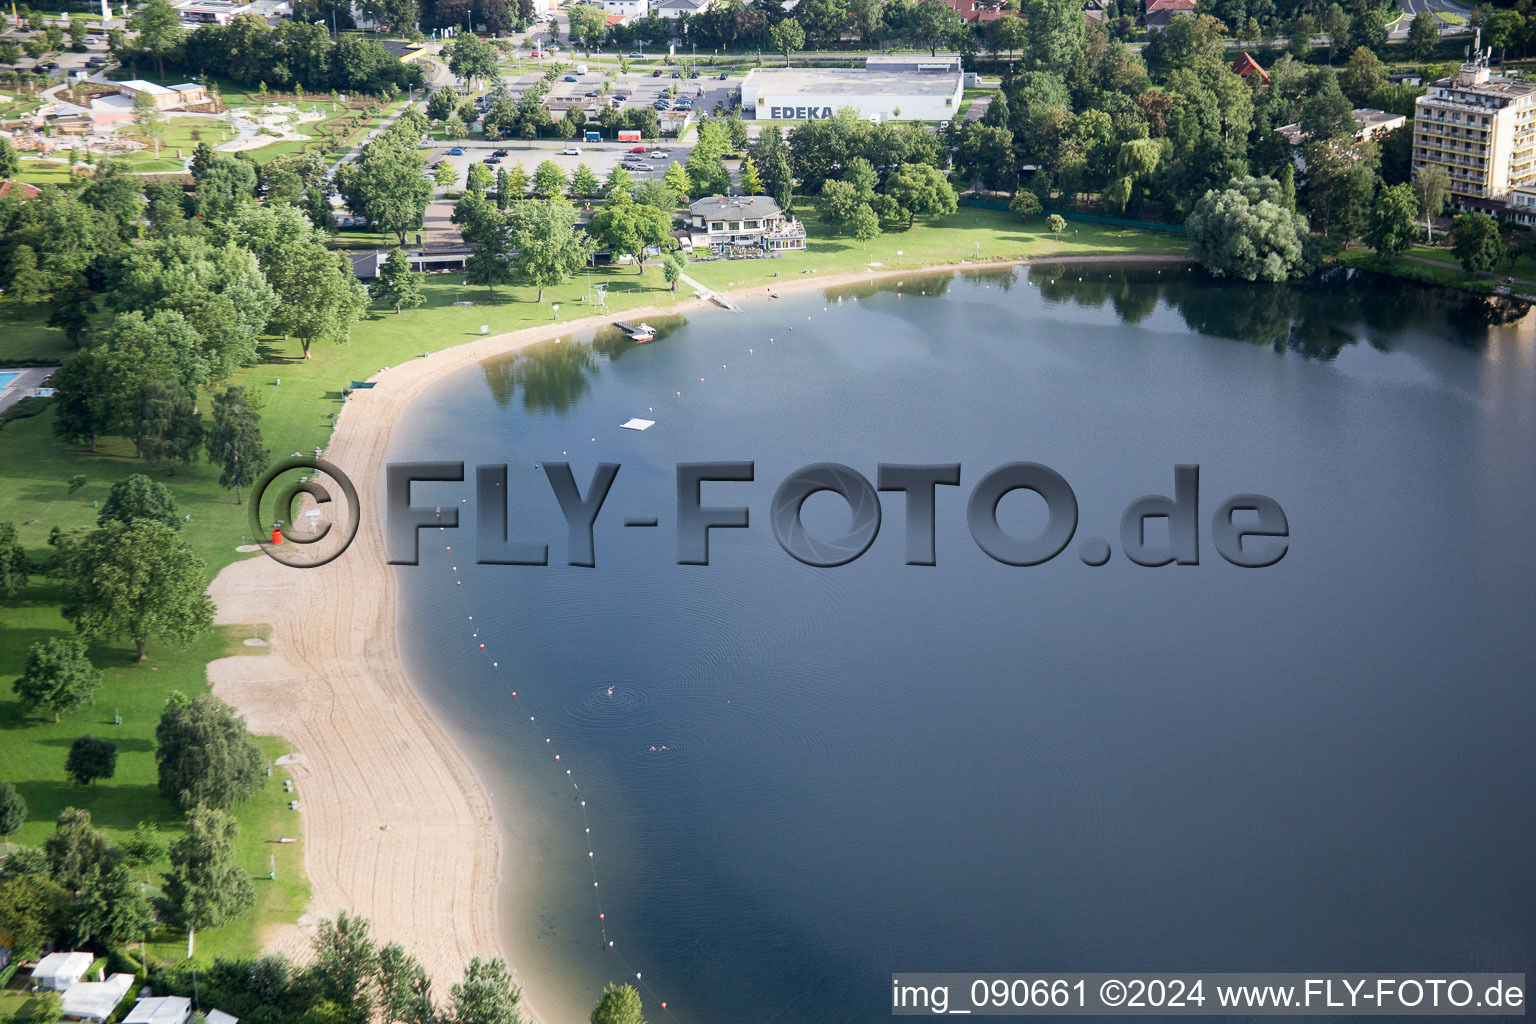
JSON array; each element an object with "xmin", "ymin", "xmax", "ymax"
[{"xmin": 204, "ymin": 252, "xmax": 1195, "ymax": 1019}]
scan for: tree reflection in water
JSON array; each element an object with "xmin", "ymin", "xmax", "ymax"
[{"xmin": 1025, "ymin": 262, "xmax": 1531, "ymax": 360}]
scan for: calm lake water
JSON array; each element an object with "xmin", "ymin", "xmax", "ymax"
[{"xmin": 387, "ymin": 265, "xmax": 1536, "ymax": 1024}]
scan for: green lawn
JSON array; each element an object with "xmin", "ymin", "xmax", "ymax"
[
  {"xmin": 0, "ymin": 581, "xmax": 308, "ymax": 962},
  {"xmin": 1336, "ymin": 247, "xmax": 1498, "ymax": 292},
  {"xmin": 0, "ymin": 306, "xmax": 73, "ymax": 365},
  {"xmin": 684, "ymin": 201, "xmax": 1188, "ymax": 293},
  {"xmin": 1404, "ymin": 242, "xmax": 1536, "ymax": 281}
]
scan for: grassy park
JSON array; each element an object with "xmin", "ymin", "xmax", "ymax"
[{"xmin": 0, "ymin": 587, "xmax": 307, "ymax": 962}]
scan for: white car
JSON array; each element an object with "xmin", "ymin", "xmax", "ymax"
[
  {"xmin": 648, "ymin": 149, "xmax": 669, "ymax": 158},
  {"xmin": 560, "ymin": 147, "xmax": 580, "ymax": 155},
  {"xmin": 625, "ymin": 161, "xmax": 656, "ymax": 171}
]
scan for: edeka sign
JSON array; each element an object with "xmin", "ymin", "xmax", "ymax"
[{"xmin": 769, "ymin": 105, "xmax": 834, "ymax": 119}]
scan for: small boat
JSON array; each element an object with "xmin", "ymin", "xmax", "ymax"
[{"xmin": 613, "ymin": 320, "xmax": 656, "ymax": 343}]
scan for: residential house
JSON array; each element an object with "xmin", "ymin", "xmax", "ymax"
[
  {"xmin": 1231, "ymin": 51, "xmax": 1269, "ymax": 85},
  {"xmin": 655, "ymin": 0, "xmax": 709, "ymax": 18},
  {"xmin": 938, "ymin": 0, "xmax": 1012, "ymax": 23},
  {"xmin": 1144, "ymin": 0, "xmax": 1197, "ymax": 30},
  {"xmin": 0, "ymin": 179, "xmax": 42, "ymax": 199}
]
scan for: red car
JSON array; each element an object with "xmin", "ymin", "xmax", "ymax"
[{"xmin": 628, "ymin": 146, "xmax": 647, "ymax": 153}]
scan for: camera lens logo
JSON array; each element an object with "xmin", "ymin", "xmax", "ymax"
[{"xmin": 248, "ymin": 457, "xmax": 361, "ymax": 568}]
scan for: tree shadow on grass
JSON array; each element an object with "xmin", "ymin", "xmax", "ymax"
[
  {"xmin": 35, "ymin": 736, "xmax": 155, "ymax": 752},
  {"xmin": 11, "ymin": 779, "xmax": 173, "ymax": 831}
]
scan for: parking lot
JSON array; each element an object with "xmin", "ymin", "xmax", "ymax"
[{"xmin": 430, "ymin": 138, "xmax": 692, "ymax": 191}]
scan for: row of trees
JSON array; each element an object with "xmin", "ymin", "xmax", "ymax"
[{"xmin": 114, "ymin": 0, "xmax": 425, "ymax": 94}]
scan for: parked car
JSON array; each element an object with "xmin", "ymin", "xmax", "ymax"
[
  {"xmin": 625, "ymin": 161, "xmax": 655, "ymax": 171},
  {"xmin": 560, "ymin": 147, "xmax": 580, "ymax": 155},
  {"xmin": 648, "ymin": 149, "xmax": 669, "ymax": 158},
  {"xmin": 628, "ymin": 145, "xmax": 647, "ymax": 153},
  {"xmin": 688, "ymin": 71, "xmax": 699, "ymax": 78},
  {"xmin": 584, "ymin": 89, "xmax": 599, "ymax": 97},
  {"xmin": 483, "ymin": 156, "xmax": 500, "ymax": 164},
  {"xmin": 447, "ymin": 147, "xmax": 466, "ymax": 155},
  {"xmin": 670, "ymin": 71, "xmax": 680, "ymax": 78},
  {"xmin": 493, "ymin": 149, "xmax": 509, "ymax": 157},
  {"xmin": 563, "ymin": 74, "xmax": 578, "ymax": 82},
  {"xmin": 718, "ymin": 71, "xmax": 729, "ymax": 79},
  {"xmin": 38, "ymin": 61, "xmax": 59, "ymax": 71},
  {"xmin": 628, "ymin": 50, "xmax": 642, "ymax": 57},
  {"xmin": 673, "ymin": 100, "xmax": 692, "ymax": 109},
  {"xmin": 652, "ymin": 69, "xmax": 663, "ymax": 77}
]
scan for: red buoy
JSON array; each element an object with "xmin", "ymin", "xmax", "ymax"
[
  {"xmin": 599, "ymin": 912, "xmax": 604, "ymax": 920},
  {"xmin": 271, "ymin": 526, "xmax": 282, "ymax": 545},
  {"xmin": 479, "ymin": 644, "xmax": 485, "ymax": 649}
]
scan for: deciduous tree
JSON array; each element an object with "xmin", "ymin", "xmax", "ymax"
[
  {"xmin": 0, "ymin": 782, "xmax": 28, "ymax": 840},
  {"xmin": 65, "ymin": 735, "xmax": 118, "ymax": 793},
  {"xmin": 1451, "ymin": 211, "xmax": 1508, "ymax": 273},
  {"xmin": 156, "ymin": 691, "xmax": 265, "ymax": 811},
  {"xmin": 371, "ymin": 247, "xmax": 426, "ymax": 313},
  {"xmin": 58, "ymin": 520, "xmax": 214, "ymax": 660},
  {"xmin": 1366, "ymin": 182, "xmax": 1418, "ymax": 262},
  {"xmin": 206, "ymin": 385, "xmax": 268, "ymax": 505},
  {"xmin": 445, "ymin": 957, "xmax": 524, "ymax": 1024},
  {"xmin": 511, "ymin": 199, "xmax": 595, "ymax": 299},
  {"xmin": 162, "ymin": 805, "xmax": 256, "ymax": 957},
  {"xmin": 1186, "ymin": 174, "xmax": 1315, "ymax": 281},
  {"xmin": 99, "ymin": 474, "xmax": 182, "ymax": 530},
  {"xmin": 12, "ymin": 637, "xmax": 101, "ymax": 723}
]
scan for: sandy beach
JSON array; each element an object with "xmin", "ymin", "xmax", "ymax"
[{"xmin": 205, "ymin": 253, "xmax": 1192, "ymax": 1015}]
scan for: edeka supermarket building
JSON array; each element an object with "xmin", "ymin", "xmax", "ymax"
[{"xmin": 740, "ymin": 68, "xmax": 964, "ymax": 122}]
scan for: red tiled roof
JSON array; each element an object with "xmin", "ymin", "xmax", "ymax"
[
  {"xmin": 1231, "ymin": 51, "xmax": 1269, "ymax": 83},
  {"xmin": 938, "ymin": 0, "xmax": 1016, "ymax": 23},
  {"xmin": 0, "ymin": 179, "xmax": 41, "ymax": 199}
]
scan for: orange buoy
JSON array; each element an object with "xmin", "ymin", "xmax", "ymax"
[{"xmin": 271, "ymin": 526, "xmax": 282, "ymax": 545}]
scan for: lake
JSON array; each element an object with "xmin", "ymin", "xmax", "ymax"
[{"xmin": 387, "ymin": 264, "xmax": 1536, "ymax": 1024}]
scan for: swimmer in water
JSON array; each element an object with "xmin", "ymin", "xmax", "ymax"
[{"xmin": 607, "ymin": 686, "xmax": 614, "ymax": 696}]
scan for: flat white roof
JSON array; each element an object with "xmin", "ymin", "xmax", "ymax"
[
  {"xmin": 119, "ymin": 80, "xmax": 176, "ymax": 96},
  {"xmin": 123, "ymin": 995, "xmax": 193, "ymax": 1024},
  {"xmin": 32, "ymin": 951, "xmax": 94, "ymax": 980},
  {"xmin": 742, "ymin": 67, "xmax": 963, "ymax": 97},
  {"xmin": 170, "ymin": 82, "xmax": 204, "ymax": 91},
  {"xmin": 61, "ymin": 973, "xmax": 136, "ymax": 1023},
  {"xmin": 206, "ymin": 1010, "xmax": 240, "ymax": 1024}
]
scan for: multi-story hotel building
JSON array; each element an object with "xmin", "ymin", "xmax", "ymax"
[{"xmin": 1412, "ymin": 54, "xmax": 1536, "ymax": 208}]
